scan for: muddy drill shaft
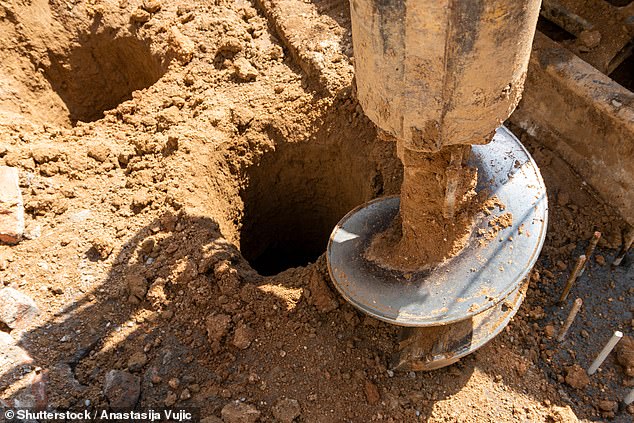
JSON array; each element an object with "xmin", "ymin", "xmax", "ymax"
[{"xmin": 328, "ymin": 0, "xmax": 547, "ymax": 371}]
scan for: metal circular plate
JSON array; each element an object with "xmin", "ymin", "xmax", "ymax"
[
  {"xmin": 392, "ymin": 280, "xmax": 528, "ymax": 371},
  {"xmin": 327, "ymin": 126, "xmax": 548, "ymax": 326}
]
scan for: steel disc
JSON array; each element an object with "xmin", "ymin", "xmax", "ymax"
[{"xmin": 326, "ymin": 126, "xmax": 548, "ymax": 327}]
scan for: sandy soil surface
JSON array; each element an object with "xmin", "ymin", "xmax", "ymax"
[{"xmin": 0, "ymin": 0, "xmax": 632, "ymax": 422}]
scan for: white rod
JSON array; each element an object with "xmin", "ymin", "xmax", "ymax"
[
  {"xmin": 587, "ymin": 331, "xmax": 623, "ymax": 375},
  {"xmin": 625, "ymin": 388, "xmax": 634, "ymax": 405}
]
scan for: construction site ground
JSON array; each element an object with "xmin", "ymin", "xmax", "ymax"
[{"xmin": 0, "ymin": 0, "xmax": 632, "ymax": 422}]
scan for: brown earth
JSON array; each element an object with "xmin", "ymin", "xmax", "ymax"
[{"xmin": 0, "ymin": 0, "xmax": 633, "ymax": 422}]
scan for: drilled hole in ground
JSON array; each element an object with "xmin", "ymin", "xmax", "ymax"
[
  {"xmin": 43, "ymin": 30, "xmax": 167, "ymax": 123},
  {"xmin": 239, "ymin": 129, "xmax": 397, "ymax": 276}
]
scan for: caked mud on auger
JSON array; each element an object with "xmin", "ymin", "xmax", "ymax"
[{"xmin": 366, "ymin": 144, "xmax": 478, "ymax": 271}]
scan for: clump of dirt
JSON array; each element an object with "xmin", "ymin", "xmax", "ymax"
[
  {"xmin": 616, "ymin": 335, "xmax": 634, "ymax": 377},
  {"xmin": 366, "ymin": 145, "xmax": 478, "ymax": 271},
  {"xmin": 479, "ymin": 210, "xmax": 514, "ymax": 245}
]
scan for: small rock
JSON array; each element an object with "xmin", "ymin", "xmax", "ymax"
[
  {"xmin": 87, "ymin": 145, "xmax": 111, "ymax": 163},
  {"xmin": 233, "ymin": 58, "xmax": 258, "ymax": 81},
  {"xmin": 232, "ymin": 324, "xmax": 254, "ymax": 350},
  {"xmin": 616, "ymin": 335, "xmax": 634, "ymax": 377},
  {"xmin": 544, "ymin": 324, "xmax": 555, "ymax": 338},
  {"xmin": 216, "ymin": 37, "xmax": 243, "ymax": 55},
  {"xmin": 549, "ymin": 405, "xmax": 578, "ymax": 422},
  {"xmin": 31, "ymin": 146, "xmax": 62, "ymax": 164},
  {"xmin": 0, "ymin": 287, "xmax": 40, "ymax": 329},
  {"xmin": 556, "ymin": 261, "xmax": 567, "ymax": 271},
  {"xmin": 157, "ymin": 106, "xmax": 183, "ymax": 130},
  {"xmin": 206, "ymin": 314, "xmax": 231, "ymax": 343},
  {"xmin": 565, "ymin": 364, "xmax": 589, "ymax": 389},
  {"xmin": 529, "ymin": 306, "xmax": 545, "ymax": 320},
  {"xmin": 272, "ymin": 398, "xmax": 301, "ymax": 423},
  {"xmin": 23, "ymin": 223, "xmax": 41, "ymax": 240},
  {"xmin": 597, "ymin": 400, "xmax": 617, "ymax": 412},
  {"xmin": 595, "ymin": 255, "xmax": 605, "ymax": 266},
  {"xmin": 159, "ymin": 212, "xmax": 178, "ymax": 232},
  {"xmin": 126, "ymin": 272, "xmax": 148, "ymax": 304},
  {"xmin": 131, "ymin": 7, "xmax": 151, "ymax": 23},
  {"xmin": 230, "ymin": 106, "xmax": 255, "ymax": 129},
  {"xmin": 91, "ymin": 236, "xmax": 114, "ymax": 259},
  {"xmin": 131, "ymin": 191, "xmax": 151, "ymax": 212},
  {"xmin": 180, "ymin": 388, "xmax": 191, "ymax": 400},
  {"xmin": 127, "ymin": 352, "xmax": 148, "ymax": 372},
  {"xmin": 168, "ymin": 377, "xmax": 180, "ymax": 389},
  {"xmin": 578, "ymin": 30, "xmax": 601, "ymax": 49},
  {"xmin": 164, "ymin": 391, "xmax": 177, "ymax": 407},
  {"xmin": 142, "ymin": 0, "xmax": 161, "ymax": 13},
  {"xmin": 0, "ymin": 166, "xmax": 24, "ymax": 244},
  {"xmin": 221, "ymin": 401, "xmax": 260, "ymax": 423},
  {"xmin": 363, "ymin": 380, "xmax": 380, "ymax": 405},
  {"xmin": 104, "ymin": 370, "xmax": 140, "ymax": 408}
]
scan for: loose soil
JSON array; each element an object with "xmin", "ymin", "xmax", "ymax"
[{"xmin": 0, "ymin": 0, "xmax": 632, "ymax": 422}]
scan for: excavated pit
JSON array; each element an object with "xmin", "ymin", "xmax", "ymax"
[
  {"xmin": 238, "ymin": 126, "xmax": 399, "ymax": 276},
  {"xmin": 42, "ymin": 30, "xmax": 166, "ymax": 123},
  {"xmin": 0, "ymin": 1, "xmax": 168, "ymax": 127}
]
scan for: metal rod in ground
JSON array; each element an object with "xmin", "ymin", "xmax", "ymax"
[
  {"xmin": 625, "ymin": 388, "xmax": 634, "ymax": 405},
  {"xmin": 559, "ymin": 255, "xmax": 586, "ymax": 304},
  {"xmin": 557, "ymin": 298, "xmax": 582, "ymax": 342},
  {"xmin": 613, "ymin": 227, "xmax": 634, "ymax": 266},
  {"xmin": 579, "ymin": 231, "xmax": 601, "ymax": 276},
  {"xmin": 587, "ymin": 331, "xmax": 623, "ymax": 375}
]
